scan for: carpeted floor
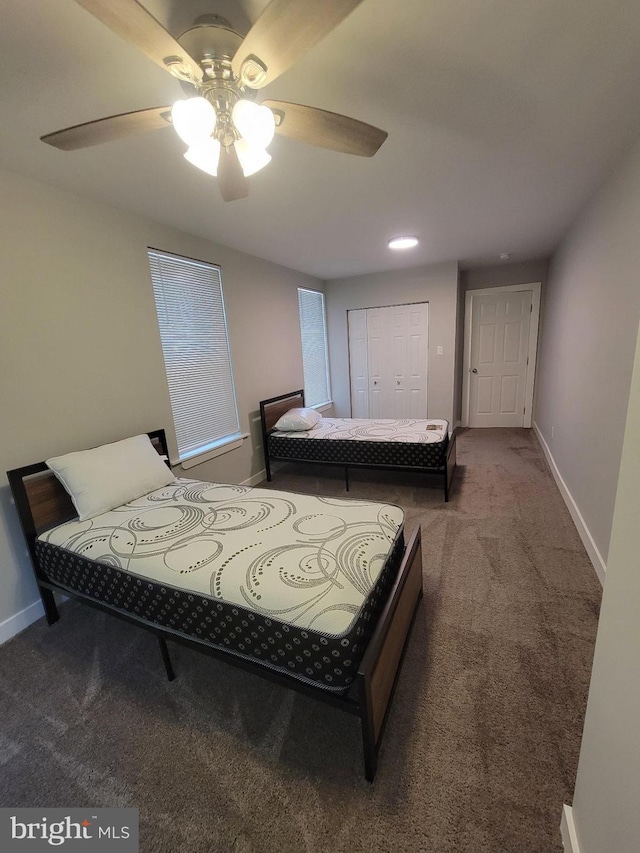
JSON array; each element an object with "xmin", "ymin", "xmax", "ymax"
[{"xmin": 0, "ymin": 428, "xmax": 601, "ymax": 852}]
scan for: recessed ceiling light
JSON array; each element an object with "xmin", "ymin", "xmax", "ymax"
[{"xmin": 388, "ymin": 236, "xmax": 419, "ymax": 250}]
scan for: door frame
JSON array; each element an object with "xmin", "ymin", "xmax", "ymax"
[{"xmin": 461, "ymin": 282, "xmax": 541, "ymax": 428}]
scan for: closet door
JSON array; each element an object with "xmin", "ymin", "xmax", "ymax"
[
  {"xmin": 366, "ymin": 308, "xmax": 389, "ymax": 418},
  {"xmin": 348, "ymin": 303, "xmax": 429, "ymax": 419},
  {"xmin": 388, "ymin": 302, "xmax": 429, "ymax": 418},
  {"xmin": 348, "ymin": 309, "xmax": 370, "ymax": 417}
]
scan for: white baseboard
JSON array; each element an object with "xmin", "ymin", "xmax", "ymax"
[
  {"xmin": 560, "ymin": 805, "xmax": 581, "ymax": 853},
  {"xmin": 0, "ymin": 598, "xmax": 44, "ymax": 646},
  {"xmin": 533, "ymin": 422, "xmax": 606, "ymax": 585},
  {"xmin": 241, "ymin": 469, "xmax": 267, "ymax": 487}
]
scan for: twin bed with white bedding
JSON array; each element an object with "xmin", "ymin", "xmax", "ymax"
[
  {"xmin": 8, "ymin": 429, "xmax": 423, "ymax": 781},
  {"xmin": 37, "ymin": 478, "xmax": 405, "ymax": 694},
  {"xmin": 260, "ymin": 389, "xmax": 458, "ymax": 500}
]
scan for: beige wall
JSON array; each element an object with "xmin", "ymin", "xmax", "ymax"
[
  {"xmin": 568, "ymin": 318, "xmax": 640, "ymax": 853},
  {"xmin": 0, "ymin": 168, "xmax": 321, "ymax": 631},
  {"xmin": 534, "ymin": 136, "xmax": 640, "ymax": 563},
  {"xmin": 460, "ymin": 259, "xmax": 549, "ymax": 292},
  {"xmin": 531, "ymin": 136, "xmax": 640, "ymax": 851},
  {"xmin": 324, "ymin": 262, "xmax": 459, "ymax": 425}
]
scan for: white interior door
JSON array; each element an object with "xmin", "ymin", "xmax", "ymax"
[
  {"xmin": 468, "ymin": 290, "xmax": 532, "ymax": 427},
  {"xmin": 348, "ymin": 303, "xmax": 429, "ymax": 419}
]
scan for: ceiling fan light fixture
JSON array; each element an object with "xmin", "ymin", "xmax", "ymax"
[
  {"xmin": 40, "ymin": 2, "xmax": 388, "ymax": 202},
  {"xmin": 172, "ymin": 97, "xmax": 217, "ymax": 146},
  {"xmin": 184, "ymin": 139, "xmax": 221, "ymax": 176},
  {"xmin": 234, "ymin": 138, "xmax": 271, "ymax": 177},
  {"xmin": 232, "ymin": 99, "xmax": 276, "ymax": 150},
  {"xmin": 388, "ymin": 236, "xmax": 419, "ymax": 250}
]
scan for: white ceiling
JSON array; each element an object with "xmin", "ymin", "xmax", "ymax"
[{"xmin": 2, "ymin": 0, "xmax": 640, "ymax": 279}]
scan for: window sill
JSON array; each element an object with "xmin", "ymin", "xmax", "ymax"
[
  {"xmin": 312, "ymin": 401, "xmax": 333, "ymax": 413},
  {"xmin": 174, "ymin": 433, "xmax": 248, "ymax": 470}
]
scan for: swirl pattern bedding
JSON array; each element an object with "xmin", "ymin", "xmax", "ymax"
[
  {"xmin": 272, "ymin": 417, "xmax": 448, "ymax": 443},
  {"xmin": 269, "ymin": 417, "xmax": 450, "ymax": 469},
  {"xmin": 36, "ymin": 479, "xmax": 405, "ymax": 693}
]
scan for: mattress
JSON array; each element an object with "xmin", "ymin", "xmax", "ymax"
[
  {"xmin": 36, "ymin": 479, "xmax": 404, "ymax": 693},
  {"xmin": 269, "ymin": 417, "xmax": 450, "ymax": 469}
]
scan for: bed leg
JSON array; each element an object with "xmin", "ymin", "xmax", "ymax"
[
  {"xmin": 41, "ymin": 587, "xmax": 60, "ymax": 626},
  {"xmin": 444, "ymin": 430, "xmax": 457, "ymax": 501},
  {"xmin": 360, "ymin": 681, "xmax": 378, "ymax": 782},
  {"xmin": 345, "ymin": 467, "xmax": 350, "ymax": 491},
  {"xmin": 158, "ymin": 635, "xmax": 176, "ymax": 681}
]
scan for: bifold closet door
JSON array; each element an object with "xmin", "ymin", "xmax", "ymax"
[
  {"xmin": 348, "ymin": 309, "xmax": 370, "ymax": 417},
  {"xmin": 348, "ymin": 303, "xmax": 428, "ymax": 418}
]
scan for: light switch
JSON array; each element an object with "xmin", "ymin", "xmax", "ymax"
[{"xmin": 437, "ymin": 346, "xmax": 443, "ymax": 355}]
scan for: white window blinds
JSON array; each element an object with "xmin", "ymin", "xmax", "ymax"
[
  {"xmin": 298, "ymin": 288, "xmax": 331, "ymax": 407},
  {"xmin": 148, "ymin": 249, "xmax": 240, "ymax": 463}
]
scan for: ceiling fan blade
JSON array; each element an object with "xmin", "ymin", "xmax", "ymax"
[
  {"xmin": 217, "ymin": 146, "xmax": 249, "ymax": 202},
  {"xmin": 74, "ymin": 0, "xmax": 202, "ymax": 82},
  {"xmin": 232, "ymin": 0, "xmax": 364, "ymax": 89},
  {"xmin": 41, "ymin": 106, "xmax": 172, "ymax": 150},
  {"xmin": 263, "ymin": 100, "xmax": 387, "ymax": 157}
]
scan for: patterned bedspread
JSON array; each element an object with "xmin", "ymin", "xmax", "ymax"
[
  {"xmin": 272, "ymin": 417, "xmax": 448, "ymax": 443},
  {"xmin": 268, "ymin": 418, "xmax": 450, "ymax": 470},
  {"xmin": 36, "ymin": 480, "xmax": 405, "ymax": 692}
]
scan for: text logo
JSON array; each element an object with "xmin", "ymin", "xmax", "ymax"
[{"xmin": 1, "ymin": 809, "xmax": 138, "ymax": 851}]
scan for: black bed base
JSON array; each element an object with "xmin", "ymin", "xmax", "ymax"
[{"xmin": 267, "ymin": 439, "xmax": 457, "ymax": 501}]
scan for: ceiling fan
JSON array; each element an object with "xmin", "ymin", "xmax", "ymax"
[{"xmin": 41, "ymin": 0, "xmax": 388, "ymax": 201}]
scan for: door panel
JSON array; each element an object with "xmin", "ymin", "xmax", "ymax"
[
  {"xmin": 477, "ymin": 376, "xmax": 493, "ymax": 413},
  {"xmin": 367, "ymin": 308, "xmax": 387, "ymax": 412},
  {"xmin": 500, "ymin": 375, "xmax": 518, "ymax": 413},
  {"xmin": 503, "ymin": 322, "xmax": 523, "ymax": 363},
  {"xmin": 478, "ymin": 321, "xmax": 497, "ymax": 363},
  {"xmin": 348, "ymin": 309, "xmax": 369, "ymax": 417}
]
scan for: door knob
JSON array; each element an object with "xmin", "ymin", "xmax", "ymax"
[{"xmin": 471, "ymin": 368, "xmax": 478, "ymax": 374}]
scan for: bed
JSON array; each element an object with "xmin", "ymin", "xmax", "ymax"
[
  {"xmin": 260, "ymin": 389, "xmax": 458, "ymax": 501},
  {"xmin": 7, "ymin": 429, "xmax": 423, "ymax": 781}
]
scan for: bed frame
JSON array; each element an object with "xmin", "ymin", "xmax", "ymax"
[
  {"xmin": 260, "ymin": 389, "xmax": 457, "ymax": 501},
  {"xmin": 7, "ymin": 428, "xmax": 424, "ymax": 782}
]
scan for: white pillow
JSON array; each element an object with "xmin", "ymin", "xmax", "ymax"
[
  {"xmin": 273, "ymin": 407, "xmax": 322, "ymax": 432},
  {"xmin": 47, "ymin": 434, "xmax": 176, "ymax": 521}
]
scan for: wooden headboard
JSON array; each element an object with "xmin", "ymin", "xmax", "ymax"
[
  {"xmin": 259, "ymin": 389, "xmax": 305, "ymax": 435},
  {"xmin": 6, "ymin": 430, "xmax": 169, "ymax": 563}
]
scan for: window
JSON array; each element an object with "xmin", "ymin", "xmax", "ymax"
[
  {"xmin": 298, "ymin": 288, "xmax": 331, "ymax": 407},
  {"xmin": 148, "ymin": 248, "xmax": 240, "ymax": 465}
]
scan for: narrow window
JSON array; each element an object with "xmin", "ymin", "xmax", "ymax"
[
  {"xmin": 148, "ymin": 249, "xmax": 240, "ymax": 464},
  {"xmin": 298, "ymin": 288, "xmax": 331, "ymax": 407}
]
